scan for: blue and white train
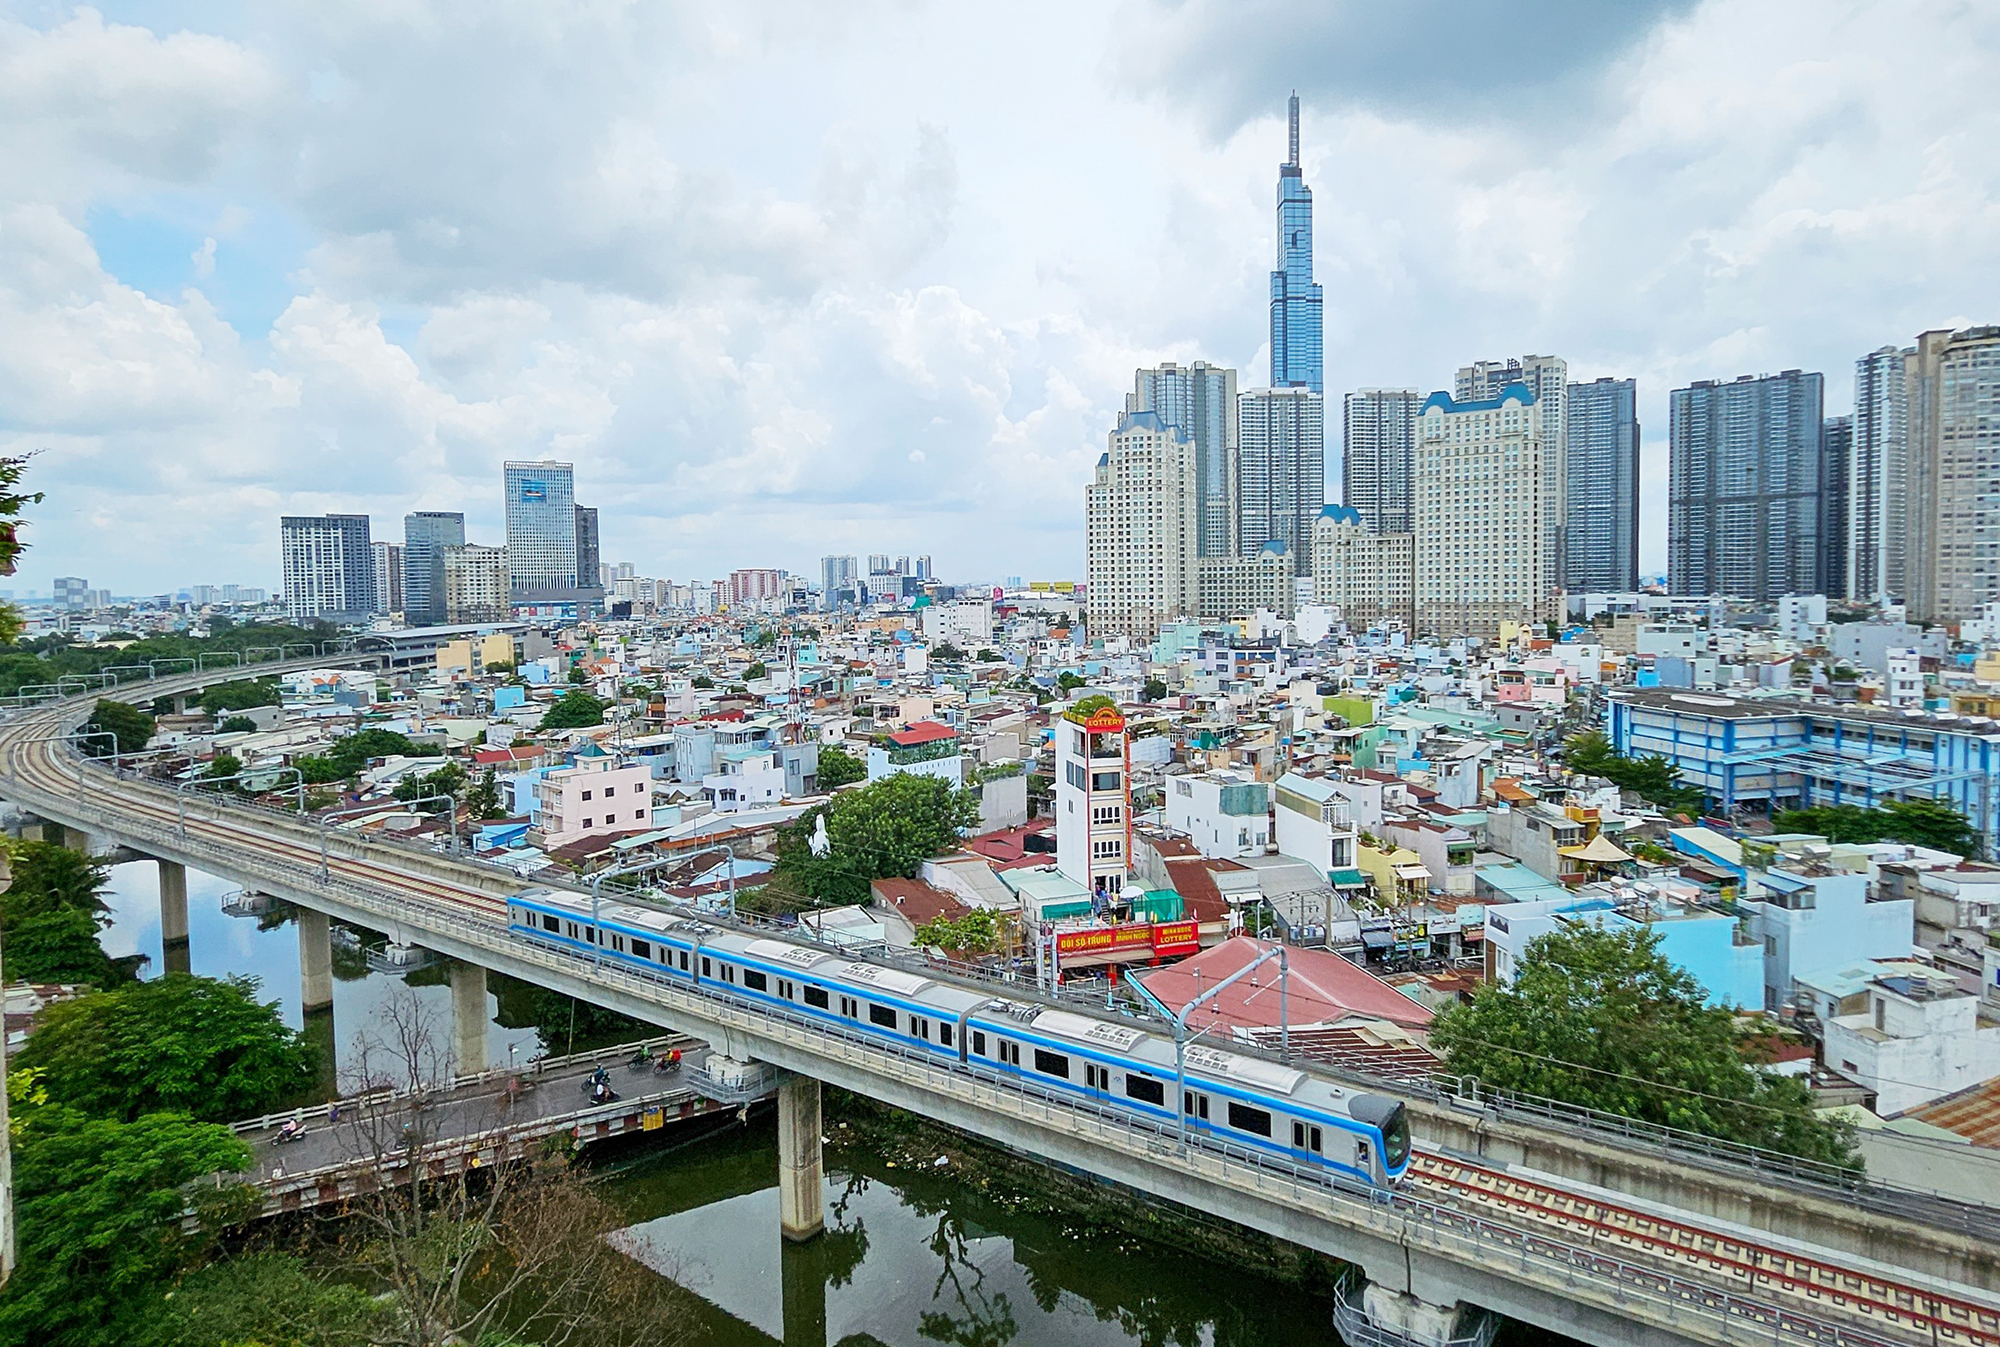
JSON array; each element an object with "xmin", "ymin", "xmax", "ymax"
[{"xmin": 506, "ymin": 886, "xmax": 1411, "ymax": 1187}]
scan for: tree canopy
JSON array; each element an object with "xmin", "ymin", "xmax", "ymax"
[
  {"xmin": 816, "ymin": 744, "xmax": 867, "ymax": 789},
  {"xmin": 0, "ymin": 455, "xmax": 44, "ymax": 644},
  {"xmin": 17, "ymin": 974, "xmax": 319, "ymax": 1124},
  {"xmin": 295, "ymin": 726, "xmax": 439, "ymax": 783},
  {"xmin": 393, "ymin": 760, "xmax": 468, "ymax": 808},
  {"xmin": 81, "ymin": 698, "xmax": 156, "ymax": 757},
  {"xmin": 1141, "ymin": 677, "xmax": 1168, "ymax": 702},
  {"xmin": 1430, "ymin": 924, "xmax": 1853, "ymax": 1166},
  {"xmin": 776, "ymin": 772, "xmax": 982, "ymax": 906},
  {"xmin": 914, "ymin": 907, "xmax": 1008, "ymax": 956},
  {"xmin": 540, "ymin": 688, "xmax": 607, "ymax": 730},
  {"xmin": 1563, "ymin": 731, "xmax": 1706, "ymax": 817},
  {"xmin": 1772, "ymin": 800, "xmax": 1978, "ymax": 857},
  {"xmin": 196, "ymin": 678, "xmax": 281, "ymax": 716}
]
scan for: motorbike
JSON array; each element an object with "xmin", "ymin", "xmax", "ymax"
[
  {"xmin": 273, "ymin": 1121, "xmax": 308, "ymax": 1145},
  {"xmin": 589, "ymin": 1081, "xmax": 618, "ymax": 1105},
  {"xmin": 653, "ymin": 1053, "xmax": 683, "ymax": 1077}
]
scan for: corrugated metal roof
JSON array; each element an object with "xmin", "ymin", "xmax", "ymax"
[{"xmin": 1901, "ymin": 1076, "xmax": 2000, "ymax": 1147}]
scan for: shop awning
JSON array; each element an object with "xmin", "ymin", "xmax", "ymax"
[
  {"xmin": 1361, "ymin": 929, "xmax": 1394, "ymax": 950},
  {"xmin": 1329, "ymin": 868, "xmax": 1368, "ymax": 887}
]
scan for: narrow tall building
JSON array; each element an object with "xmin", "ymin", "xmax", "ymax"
[
  {"xmin": 1563, "ymin": 377, "xmax": 1640, "ymax": 593},
  {"xmin": 1085, "ymin": 409, "xmax": 1198, "ymax": 641},
  {"xmin": 1269, "ymin": 92, "xmax": 1323, "ymax": 393},
  {"xmin": 280, "ymin": 514, "xmax": 374, "ymax": 625},
  {"xmin": 1457, "ymin": 355, "xmax": 1567, "ymax": 594},
  {"xmin": 1129, "ymin": 362, "xmax": 1239, "ymax": 558},
  {"xmin": 820, "ymin": 554, "xmax": 858, "ymax": 611},
  {"xmin": 573, "ymin": 505, "xmax": 601, "ymax": 613},
  {"xmin": 371, "ymin": 540, "xmax": 403, "ymax": 617},
  {"xmin": 1238, "ymin": 386, "xmax": 1324, "ymax": 570},
  {"xmin": 1342, "ymin": 389, "xmax": 1420, "ymax": 534},
  {"xmin": 1667, "ymin": 371, "xmax": 1824, "ymax": 601},
  {"xmin": 1907, "ymin": 326, "xmax": 2000, "ymax": 623},
  {"xmin": 1850, "ymin": 344, "xmax": 1911, "ymax": 604},
  {"xmin": 1414, "ymin": 385, "xmax": 1547, "ymax": 638},
  {"xmin": 1819, "ymin": 416, "xmax": 1852, "ymax": 600},
  {"xmin": 402, "ymin": 510, "xmax": 464, "ymax": 626}
]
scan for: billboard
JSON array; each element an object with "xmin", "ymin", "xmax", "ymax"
[{"xmin": 520, "ymin": 479, "xmax": 546, "ymax": 501}]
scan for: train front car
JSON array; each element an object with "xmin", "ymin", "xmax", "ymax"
[{"xmin": 1347, "ymin": 1095, "xmax": 1412, "ymax": 1184}]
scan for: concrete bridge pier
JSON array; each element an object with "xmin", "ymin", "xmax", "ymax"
[
  {"xmin": 298, "ymin": 908, "xmax": 333, "ymax": 1013},
  {"xmin": 1339, "ymin": 1280, "xmax": 1492, "ymax": 1347},
  {"xmin": 158, "ymin": 859, "xmax": 190, "ymax": 975},
  {"xmin": 449, "ymin": 959, "xmax": 488, "ymax": 1073},
  {"xmin": 777, "ymin": 1074, "xmax": 824, "ymax": 1243}
]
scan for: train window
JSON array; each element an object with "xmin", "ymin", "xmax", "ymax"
[
  {"xmin": 1292, "ymin": 1122, "xmax": 1304, "ymax": 1147},
  {"xmin": 1183, "ymin": 1092, "xmax": 1210, "ymax": 1120},
  {"xmin": 1033, "ymin": 1049, "xmax": 1070, "ymax": 1079},
  {"xmin": 998, "ymin": 1041, "xmax": 1020, "ymax": 1066},
  {"xmin": 701, "ymin": 957, "xmax": 711, "ymax": 978},
  {"xmin": 972, "ymin": 1031, "xmax": 986, "ymax": 1055},
  {"xmin": 915, "ymin": 1018, "xmax": 931, "ymax": 1041},
  {"xmin": 631, "ymin": 939, "xmax": 651, "ymax": 960},
  {"xmin": 777, "ymin": 979, "xmax": 794, "ymax": 999},
  {"xmin": 841, "ymin": 996, "xmax": 859, "ymax": 1018},
  {"xmin": 868, "ymin": 1004, "xmax": 897, "ymax": 1029},
  {"xmin": 542, "ymin": 915, "xmax": 559, "ymax": 933},
  {"xmin": 1227, "ymin": 1103, "xmax": 1272, "ymax": 1138},
  {"xmin": 678, "ymin": 951, "xmax": 689, "ymax": 972},
  {"xmin": 1125, "ymin": 1074, "xmax": 1165, "ymax": 1106},
  {"xmin": 1358, "ymin": 1141, "xmax": 1371, "ymax": 1170},
  {"xmin": 1083, "ymin": 1063, "xmax": 1103, "ymax": 1089},
  {"xmin": 1310, "ymin": 1126, "xmax": 1323, "ymax": 1153},
  {"xmin": 565, "ymin": 922, "xmax": 578, "ymax": 939},
  {"xmin": 723, "ymin": 966, "xmax": 736, "ymax": 983},
  {"xmin": 940, "ymin": 1023, "xmax": 953, "ymax": 1047},
  {"xmin": 742, "ymin": 969, "xmax": 768, "ymax": 992},
  {"xmin": 804, "ymin": 986, "xmax": 830, "ymax": 1010}
]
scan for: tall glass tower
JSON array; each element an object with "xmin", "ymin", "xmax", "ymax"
[
  {"xmin": 503, "ymin": 461, "xmax": 578, "ymax": 602},
  {"xmin": 1269, "ymin": 92, "xmax": 1323, "ymax": 393}
]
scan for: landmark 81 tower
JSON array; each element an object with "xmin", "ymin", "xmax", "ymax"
[{"xmin": 1269, "ymin": 91, "xmax": 1323, "ymax": 393}]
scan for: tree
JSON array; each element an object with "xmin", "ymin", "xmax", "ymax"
[
  {"xmin": 1561, "ymin": 731, "xmax": 1705, "ymax": 817},
  {"xmin": 3, "ymin": 838, "xmax": 112, "ymax": 930},
  {"xmin": 1430, "ymin": 925, "xmax": 1854, "ymax": 1166},
  {"xmin": 568, "ymin": 664, "xmax": 589, "ymax": 685},
  {"xmin": 540, "ymin": 689, "xmax": 607, "ymax": 730},
  {"xmin": 931, "ymin": 643, "xmax": 965, "ymax": 662},
  {"xmin": 690, "ymin": 673, "xmax": 714, "ymax": 689},
  {"xmin": 745, "ymin": 660, "xmax": 769, "ymax": 680},
  {"xmin": 0, "ymin": 454, "xmax": 45, "ymax": 644},
  {"xmin": 466, "ymin": 766, "xmax": 506, "ymax": 820},
  {"xmin": 1142, "ymin": 677, "xmax": 1168, "ymax": 702},
  {"xmin": 17, "ymin": 974, "xmax": 319, "ymax": 1123},
  {"xmin": 1772, "ymin": 800, "xmax": 1979, "ymax": 857},
  {"xmin": 976, "ymin": 648, "xmax": 1000, "ymax": 663},
  {"xmin": 816, "ymin": 744, "xmax": 867, "ymax": 789},
  {"xmin": 6, "ymin": 906, "xmax": 115, "ymax": 984},
  {"xmin": 197, "ymin": 678, "xmax": 282, "ymax": 716},
  {"xmin": 297, "ymin": 727, "xmax": 441, "ymax": 785},
  {"xmin": 776, "ymin": 772, "xmax": 982, "ymax": 906},
  {"xmin": 1056, "ymin": 671, "xmax": 1086, "ymax": 693},
  {"xmin": 394, "ymin": 760, "xmax": 468, "ymax": 808},
  {"xmin": 81, "ymin": 698, "xmax": 155, "ymax": 757},
  {"xmin": 0, "ymin": 1100, "xmax": 252, "ymax": 1347},
  {"xmin": 914, "ymin": 907, "xmax": 1008, "ymax": 956},
  {"xmin": 217, "ymin": 714, "xmax": 258, "ymax": 734},
  {"xmin": 154, "ymin": 1252, "xmax": 393, "ymax": 1347},
  {"xmin": 204, "ymin": 753, "xmax": 244, "ymax": 789}
]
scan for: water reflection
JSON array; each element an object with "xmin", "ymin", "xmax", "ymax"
[{"xmin": 96, "ymin": 859, "xmax": 538, "ymax": 1074}]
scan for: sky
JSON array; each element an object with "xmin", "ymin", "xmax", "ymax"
[{"xmin": 1, "ymin": 0, "xmax": 1996, "ymax": 595}]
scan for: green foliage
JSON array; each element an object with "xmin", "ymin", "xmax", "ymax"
[
  {"xmin": 0, "ymin": 1103, "xmax": 252, "ymax": 1347},
  {"xmin": 196, "ymin": 678, "xmax": 281, "ymax": 716},
  {"xmin": 1065, "ymin": 692, "xmax": 1116, "ymax": 721},
  {"xmin": 1772, "ymin": 800, "xmax": 1979, "ymax": 857},
  {"xmin": 294, "ymin": 726, "xmax": 439, "ymax": 785},
  {"xmin": 540, "ymin": 688, "xmax": 607, "ymax": 730},
  {"xmin": 568, "ymin": 664, "xmax": 589, "ymax": 685},
  {"xmin": 1430, "ymin": 925, "xmax": 1854, "ymax": 1166},
  {"xmin": 4, "ymin": 838, "xmax": 112, "ymax": 929},
  {"xmin": 526, "ymin": 986, "xmax": 649, "ymax": 1055},
  {"xmin": 775, "ymin": 772, "xmax": 982, "ymax": 906},
  {"xmin": 154, "ymin": 1251, "xmax": 393, "ymax": 1347},
  {"xmin": 816, "ymin": 744, "xmax": 868, "ymax": 789},
  {"xmin": 82, "ymin": 698, "xmax": 157, "ymax": 757},
  {"xmin": 203, "ymin": 753, "xmax": 243, "ymax": 789},
  {"xmin": 745, "ymin": 660, "xmax": 769, "ymax": 680},
  {"xmin": 17, "ymin": 974, "xmax": 319, "ymax": 1124},
  {"xmin": 1055, "ymin": 671, "xmax": 1086, "ymax": 693},
  {"xmin": 466, "ymin": 766, "xmax": 506, "ymax": 820},
  {"xmin": 216, "ymin": 714, "xmax": 258, "ymax": 734},
  {"xmin": 6, "ymin": 907, "xmax": 116, "ymax": 985},
  {"xmin": 913, "ymin": 907, "xmax": 1008, "ymax": 955},
  {"xmin": 0, "ymin": 622, "xmax": 331, "ymax": 699},
  {"xmin": 930, "ymin": 643, "xmax": 965, "ymax": 662},
  {"xmin": 975, "ymin": 648, "xmax": 1000, "ymax": 663},
  {"xmin": 0, "ymin": 455, "xmax": 43, "ymax": 644},
  {"xmin": 1563, "ymin": 731, "xmax": 1706, "ymax": 817},
  {"xmin": 393, "ymin": 759, "xmax": 468, "ymax": 808},
  {"xmin": 690, "ymin": 673, "xmax": 714, "ymax": 689},
  {"xmin": 1142, "ymin": 677, "xmax": 1168, "ymax": 702}
]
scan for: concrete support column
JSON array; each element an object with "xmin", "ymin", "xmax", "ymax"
[
  {"xmin": 777, "ymin": 1074, "xmax": 824, "ymax": 1242},
  {"xmin": 157, "ymin": 860, "xmax": 190, "ymax": 976},
  {"xmin": 60, "ymin": 825, "xmax": 93, "ymax": 856},
  {"xmin": 449, "ymin": 959, "xmax": 488, "ymax": 1074},
  {"xmin": 297, "ymin": 908, "xmax": 333, "ymax": 1013}
]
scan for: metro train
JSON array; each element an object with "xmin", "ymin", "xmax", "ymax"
[{"xmin": 506, "ymin": 886, "xmax": 1412, "ymax": 1187}]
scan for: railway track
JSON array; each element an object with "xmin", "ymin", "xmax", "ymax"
[{"xmin": 5, "ymin": 682, "xmax": 1999, "ymax": 1347}]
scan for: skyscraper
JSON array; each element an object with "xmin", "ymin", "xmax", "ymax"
[
  {"xmin": 1819, "ymin": 416, "xmax": 1852, "ymax": 601},
  {"xmin": 1269, "ymin": 92, "xmax": 1322, "ymax": 393},
  {"xmin": 1237, "ymin": 387, "xmax": 1324, "ymax": 571},
  {"xmin": 1342, "ymin": 389, "xmax": 1421, "ymax": 534},
  {"xmin": 1850, "ymin": 344, "xmax": 1911, "ymax": 603},
  {"xmin": 1414, "ymin": 386, "xmax": 1547, "ymax": 637},
  {"xmin": 402, "ymin": 511, "xmax": 464, "ymax": 626},
  {"xmin": 821, "ymin": 554, "xmax": 858, "ymax": 611},
  {"xmin": 1457, "ymin": 355, "xmax": 1568, "ymax": 594},
  {"xmin": 573, "ymin": 504, "xmax": 601, "ymax": 613},
  {"xmin": 1130, "ymin": 362, "xmax": 1240, "ymax": 558},
  {"xmin": 280, "ymin": 514, "xmax": 374, "ymax": 624},
  {"xmin": 1667, "ymin": 371, "xmax": 1824, "ymax": 601},
  {"xmin": 371, "ymin": 540, "xmax": 403, "ymax": 616},
  {"xmin": 1564, "ymin": 377, "xmax": 1640, "ymax": 593},
  {"xmin": 1086, "ymin": 409, "xmax": 1198, "ymax": 640},
  {"xmin": 503, "ymin": 461, "xmax": 578, "ymax": 607},
  {"xmin": 915, "ymin": 555, "xmax": 933, "ymax": 580},
  {"xmin": 1906, "ymin": 326, "xmax": 2000, "ymax": 623}
]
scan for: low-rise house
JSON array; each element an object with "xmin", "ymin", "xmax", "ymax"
[
  {"xmin": 1164, "ymin": 769, "xmax": 1270, "ymax": 859},
  {"xmin": 1823, "ymin": 967, "xmax": 2000, "ymax": 1115}
]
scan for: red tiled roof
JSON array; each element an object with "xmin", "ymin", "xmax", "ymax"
[
  {"xmin": 888, "ymin": 720, "xmax": 958, "ymax": 747},
  {"xmin": 870, "ymin": 877, "xmax": 970, "ymax": 927},
  {"xmin": 1137, "ymin": 936, "xmax": 1433, "ymax": 1033},
  {"xmin": 1162, "ymin": 856, "xmax": 1228, "ymax": 922},
  {"xmin": 1899, "ymin": 1076, "xmax": 2000, "ymax": 1143}
]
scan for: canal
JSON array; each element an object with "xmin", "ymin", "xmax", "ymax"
[{"xmin": 98, "ymin": 859, "xmax": 1572, "ymax": 1346}]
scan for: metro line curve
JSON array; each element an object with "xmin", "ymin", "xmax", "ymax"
[{"xmin": 4, "ymin": 674, "xmax": 2000, "ymax": 1347}]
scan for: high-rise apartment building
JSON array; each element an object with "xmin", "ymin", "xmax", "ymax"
[
  {"xmin": 52, "ymin": 576, "xmax": 89, "ymax": 610},
  {"xmin": 1269, "ymin": 93, "xmax": 1322, "ymax": 393},
  {"xmin": 574, "ymin": 506, "xmax": 600, "ymax": 612},
  {"xmin": 1085, "ymin": 409, "xmax": 1198, "ymax": 640},
  {"xmin": 1851, "ymin": 344, "xmax": 1912, "ymax": 603},
  {"xmin": 443, "ymin": 543, "xmax": 509, "ymax": 623},
  {"xmin": 1238, "ymin": 386, "xmax": 1324, "ymax": 571},
  {"xmin": 403, "ymin": 511, "xmax": 465, "ymax": 626},
  {"xmin": 867, "ymin": 554, "xmax": 891, "ymax": 576},
  {"xmin": 821, "ymin": 554, "xmax": 858, "ymax": 611},
  {"xmin": 280, "ymin": 514, "xmax": 374, "ymax": 624},
  {"xmin": 1667, "ymin": 371, "xmax": 1824, "ymax": 601},
  {"xmin": 1414, "ymin": 386, "xmax": 1547, "ymax": 637},
  {"xmin": 728, "ymin": 568, "xmax": 786, "ymax": 608},
  {"xmin": 1819, "ymin": 416, "xmax": 1852, "ymax": 601},
  {"xmin": 504, "ymin": 461, "xmax": 580, "ymax": 609},
  {"xmin": 1129, "ymin": 362, "xmax": 1239, "ymax": 558},
  {"xmin": 1907, "ymin": 326, "xmax": 2000, "ymax": 623},
  {"xmin": 1312, "ymin": 506, "xmax": 1414, "ymax": 629},
  {"xmin": 371, "ymin": 540, "xmax": 403, "ymax": 616},
  {"xmin": 915, "ymin": 555, "xmax": 933, "ymax": 581},
  {"xmin": 1341, "ymin": 389, "xmax": 1420, "ymax": 534},
  {"xmin": 1457, "ymin": 355, "xmax": 1567, "ymax": 594},
  {"xmin": 1563, "ymin": 377, "xmax": 1640, "ymax": 593}
]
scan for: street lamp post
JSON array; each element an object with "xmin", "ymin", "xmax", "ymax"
[
  {"xmin": 589, "ymin": 845, "xmax": 737, "ymax": 967},
  {"xmin": 1168, "ymin": 940, "xmax": 1292, "ymax": 1152}
]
